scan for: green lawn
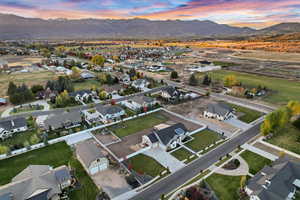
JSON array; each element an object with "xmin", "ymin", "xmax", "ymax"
[
  {"xmin": 0, "ymin": 129, "xmax": 38, "ymax": 147},
  {"xmin": 74, "ymin": 79, "xmax": 100, "ymax": 91},
  {"xmin": 128, "ymin": 154, "xmax": 165, "ymax": 177},
  {"xmin": 215, "ymin": 155, "xmax": 232, "ymax": 167},
  {"xmin": 109, "ymin": 112, "xmax": 168, "ymax": 138},
  {"xmin": 0, "ymin": 142, "xmax": 99, "ymax": 200},
  {"xmin": 206, "ymin": 174, "xmax": 241, "ymax": 200},
  {"xmin": 171, "ymin": 147, "xmax": 193, "ymax": 161},
  {"xmin": 225, "ymin": 103, "xmax": 264, "ymax": 123},
  {"xmin": 267, "ymin": 124, "xmax": 300, "ymax": 155},
  {"xmin": 206, "ymin": 70, "xmax": 300, "ymax": 105},
  {"xmin": 240, "ymin": 150, "xmax": 272, "ymax": 174},
  {"xmin": 185, "ymin": 129, "xmax": 221, "ymax": 152}
]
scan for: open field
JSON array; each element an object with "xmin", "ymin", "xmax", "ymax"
[
  {"xmin": 206, "ymin": 174, "xmax": 241, "ymax": 200},
  {"xmin": 240, "ymin": 150, "xmax": 271, "ymax": 174},
  {"xmin": 0, "ymin": 142, "xmax": 99, "ymax": 200},
  {"xmin": 171, "ymin": 147, "xmax": 193, "ymax": 161},
  {"xmin": 108, "ymin": 112, "xmax": 169, "ymax": 138},
  {"xmin": 267, "ymin": 124, "xmax": 300, "ymax": 155},
  {"xmin": 0, "ymin": 71, "xmax": 57, "ymax": 97},
  {"xmin": 206, "ymin": 70, "xmax": 300, "ymax": 105},
  {"xmin": 74, "ymin": 79, "xmax": 100, "ymax": 91},
  {"xmin": 185, "ymin": 129, "xmax": 221, "ymax": 152},
  {"xmin": 225, "ymin": 103, "xmax": 263, "ymax": 123},
  {"xmin": 0, "ymin": 55, "xmax": 43, "ymax": 67},
  {"xmin": 127, "ymin": 154, "xmax": 165, "ymax": 177}
]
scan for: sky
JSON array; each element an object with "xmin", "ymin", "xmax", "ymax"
[{"xmin": 0, "ymin": 0, "xmax": 299, "ymax": 29}]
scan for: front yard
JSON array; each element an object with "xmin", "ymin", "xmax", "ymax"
[
  {"xmin": 267, "ymin": 123, "xmax": 300, "ymax": 155},
  {"xmin": 108, "ymin": 111, "xmax": 168, "ymax": 138},
  {"xmin": 0, "ymin": 142, "xmax": 99, "ymax": 200},
  {"xmin": 185, "ymin": 129, "xmax": 221, "ymax": 152},
  {"xmin": 240, "ymin": 150, "xmax": 272, "ymax": 174},
  {"xmin": 206, "ymin": 174, "xmax": 241, "ymax": 200},
  {"xmin": 171, "ymin": 147, "xmax": 193, "ymax": 161},
  {"xmin": 127, "ymin": 154, "xmax": 166, "ymax": 177},
  {"xmin": 225, "ymin": 103, "xmax": 264, "ymax": 123}
]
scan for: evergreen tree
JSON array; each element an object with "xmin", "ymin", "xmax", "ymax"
[{"xmin": 189, "ymin": 74, "xmax": 199, "ymax": 86}]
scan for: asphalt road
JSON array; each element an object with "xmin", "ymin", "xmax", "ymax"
[
  {"xmin": 0, "ymin": 86, "xmax": 167, "ymax": 121},
  {"xmin": 130, "ymin": 122, "xmax": 262, "ymax": 200}
]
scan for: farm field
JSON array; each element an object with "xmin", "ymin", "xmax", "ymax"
[
  {"xmin": 206, "ymin": 70, "xmax": 300, "ymax": 105},
  {"xmin": 0, "ymin": 71, "xmax": 57, "ymax": 96}
]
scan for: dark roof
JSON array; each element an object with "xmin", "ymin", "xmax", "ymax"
[
  {"xmin": 206, "ymin": 102, "xmax": 233, "ymax": 116},
  {"xmin": 96, "ymin": 105, "xmax": 124, "ymax": 116},
  {"xmin": 247, "ymin": 157, "xmax": 300, "ymax": 200},
  {"xmin": 44, "ymin": 111, "xmax": 82, "ymax": 130},
  {"xmin": 154, "ymin": 123, "xmax": 187, "ymax": 145},
  {"xmin": 163, "ymin": 86, "xmax": 179, "ymax": 97},
  {"xmin": 0, "ymin": 117, "xmax": 27, "ymax": 131},
  {"xmin": 147, "ymin": 133, "xmax": 159, "ymax": 143},
  {"xmin": 26, "ymin": 190, "xmax": 49, "ymax": 200}
]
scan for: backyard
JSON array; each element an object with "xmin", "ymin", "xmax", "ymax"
[
  {"xmin": 225, "ymin": 103, "xmax": 264, "ymax": 123},
  {"xmin": 267, "ymin": 124, "xmax": 300, "ymax": 155},
  {"xmin": 74, "ymin": 79, "xmax": 100, "ymax": 91},
  {"xmin": 185, "ymin": 129, "xmax": 221, "ymax": 152},
  {"xmin": 0, "ymin": 142, "xmax": 99, "ymax": 200},
  {"xmin": 206, "ymin": 70, "xmax": 300, "ymax": 105},
  {"xmin": 108, "ymin": 111, "xmax": 168, "ymax": 138},
  {"xmin": 127, "ymin": 154, "xmax": 166, "ymax": 177},
  {"xmin": 206, "ymin": 174, "xmax": 241, "ymax": 200},
  {"xmin": 240, "ymin": 150, "xmax": 272, "ymax": 174},
  {"xmin": 0, "ymin": 129, "xmax": 38, "ymax": 148}
]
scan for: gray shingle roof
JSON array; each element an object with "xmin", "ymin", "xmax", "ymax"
[
  {"xmin": 76, "ymin": 139, "xmax": 106, "ymax": 169},
  {"xmin": 131, "ymin": 96, "xmax": 155, "ymax": 105},
  {"xmin": 206, "ymin": 102, "xmax": 233, "ymax": 116},
  {"xmin": 95, "ymin": 105, "xmax": 124, "ymax": 116},
  {"xmin": 44, "ymin": 111, "xmax": 82, "ymax": 130},
  {"xmin": 0, "ymin": 117, "xmax": 27, "ymax": 131},
  {"xmin": 154, "ymin": 123, "xmax": 187, "ymax": 145},
  {"xmin": 69, "ymin": 90, "xmax": 92, "ymax": 97}
]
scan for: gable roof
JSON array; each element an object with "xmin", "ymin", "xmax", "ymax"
[
  {"xmin": 154, "ymin": 123, "xmax": 187, "ymax": 145},
  {"xmin": 247, "ymin": 157, "xmax": 300, "ymax": 200},
  {"xmin": 76, "ymin": 139, "xmax": 106, "ymax": 168},
  {"xmin": 69, "ymin": 90, "xmax": 92, "ymax": 97},
  {"xmin": 0, "ymin": 117, "xmax": 27, "ymax": 131},
  {"xmin": 163, "ymin": 86, "xmax": 179, "ymax": 97},
  {"xmin": 95, "ymin": 105, "xmax": 124, "ymax": 116},
  {"xmin": 131, "ymin": 96, "xmax": 155, "ymax": 105},
  {"xmin": 206, "ymin": 102, "xmax": 234, "ymax": 116},
  {"xmin": 44, "ymin": 111, "xmax": 82, "ymax": 130},
  {"xmin": 0, "ymin": 165, "xmax": 71, "ymax": 200}
]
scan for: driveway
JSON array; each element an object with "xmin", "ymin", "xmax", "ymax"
[
  {"xmin": 142, "ymin": 147, "xmax": 185, "ymax": 172},
  {"xmin": 225, "ymin": 118, "xmax": 251, "ymax": 130},
  {"xmin": 91, "ymin": 169, "xmax": 132, "ymax": 199}
]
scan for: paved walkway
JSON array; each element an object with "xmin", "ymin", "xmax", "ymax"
[
  {"xmin": 1, "ymin": 100, "xmax": 50, "ymax": 118},
  {"xmin": 242, "ymin": 143, "xmax": 278, "ymax": 161},
  {"xmin": 213, "ymin": 155, "xmax": 249, "ymax": 176},
  {"xmin": 142, "ymin": 147, "xmax": 186, "ymax": 172}
]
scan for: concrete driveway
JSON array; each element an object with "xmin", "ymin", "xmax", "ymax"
[
  {"xmin": 142, "ymin": 147, "xmax": 185, "ymax": 172},
  {"xmin": 91, "ymin": 169, "xmax": 132, "ymax": 199},
  {"xmin": 225, "ymin": 118, "xmax": 251, "ymax": 131}
]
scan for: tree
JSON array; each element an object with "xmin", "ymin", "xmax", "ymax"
[
  {"xmin": 0, "ymin": 145, "xmax": 8, "ymax": 155},
  {"xmin": 30, "ymin": 134, "xmax": 40, "ymax": 145},
  {"xmin": 202, "ymin": 74, "xmax": 211, "ymax": 86},
  {"xmin": 224, "ymin": 75, "xmax": 238, "ymax": 87},
  {"xmin": 71, "ymin": 66, "xmax": 81, "ymax": 80},
  {"xmin": 189, "ymin": 74, "xmax": 199, "ymax": 86},
  {"xmin": 287, "ymin": 100, "xmax": 300, "ymax": 116},
  {"xmin": 97, "ymin": 73, "xmax": 107, "ymax": 84},
  {"xmin": 99, "ymin": 91, "xmax": 107, "ymax": 100},
  {"xmin": 170, "ymin": 71, "xmax": 178, "ymax": 79},
  {"xmin": 31, "ymin": 84, "xmax": 44, "ymax": 94},
  {"xmin": 7, "ymin": 81, "xmax": 17, "ymax": 96},
  {"xmin": 91, "ymin": 55, "xmax": 105, "ymax": 67},
  {"xmin": 55, "ymin": 90, "xmax": 71, "ymax": 107},
  {"xmin": 41, "ymin": 48, "xmax": 51, "ymax": 58},
  {"xmin": 261, "ymin": 118, "xmax": 272, "ymax": 136},
  {"xmin": 240, "ymin": 175, "xmax": 247, "ymax": 190}
]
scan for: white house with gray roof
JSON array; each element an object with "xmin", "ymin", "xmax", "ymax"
[
  {"xmin": 0, "ymin": 165, "xmax": 71, "ymax": 200},
  {"xmin": 82, "ymin": 105, "xmax": 125, "ymax": 124},
  {"xmin": 76, "ymin": 139, "xmax": 109, "ymax": 175},
  {"xmin": 120, "ymin": 96, "xmax": 158, "ymax": 111},
  {"xmin": 245, "ymin": 156, "xmax": 300, "ymax": 200},
  {"xmin": 0, "ymin": 117, "xmax": 28, "ymax": 140},
  {"xmin": 131, "ymin": 79, "xmax": 149, "ymax": 91},
  {"xmin": 43, "ymin": 111, "xmax": 82, "ymax": 131},
  {"xmin": 204, "ymin": 102, "xmax": 236, "ymax": 121},
  {"xmin": 142, "ymin": 123, "xmax": 189, "ymax": 150}
]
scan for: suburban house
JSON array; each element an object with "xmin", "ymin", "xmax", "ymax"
[
  {"xmin": 0, "ymin": 117, "xmax": 28, "ymax": 140},
  {"xmin": 44, "ymin": 111, "xmax": 82, "ymax": 131},
  {"xmin": 102, "ymin": 84, "xmax": 124, "ymax": 96},
  {"xmin": 245, "ymin": 156, "xmax": 300, "ymax": 200},
  {"xmin": 80, "ymin": 71, "xmax": 96, "ymax": 79},
  {"xmin": 69, "ymin": 90, "xmax": 95, "ymax": 102},
  {"xmin": 120, "ymin": 96, "xmax": 158, "ymax": 111},
  {"xmin": 131, "ymin": 79, "xmax": 149, "ymax": 91},
  {"xmin": 76, "ymin": 139, "xmax": 109, "ymax": 175},
  {"xmin": 142, "ymin": 123, "xmax": 189, "ymax": 150},
  {"xmin": 0, "ymin": 165, "xmax": 72, "ymax": 200},
  {"xmin": 203, "ymin": 102, "xmax": 236, "ymax": 121},
  {"xmin": 82, "ymin": 105, "xmax": 125, "ymax": 124},
  {"xmin": 161, "ymin": 86, "xmax": 182, "ymax": 101}
]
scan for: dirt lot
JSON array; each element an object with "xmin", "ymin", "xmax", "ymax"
[
  {"xmin": 0, "ymin": 55, "xmax": 43, "ymax": 67},
  {"xmin": 106, "ymin": 111, "xmax": 202, "ymax": 159}
]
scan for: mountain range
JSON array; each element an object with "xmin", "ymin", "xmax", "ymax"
[{"xmin": 0, "ymin": 14, "xmax": 299, "ymax": 39}]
